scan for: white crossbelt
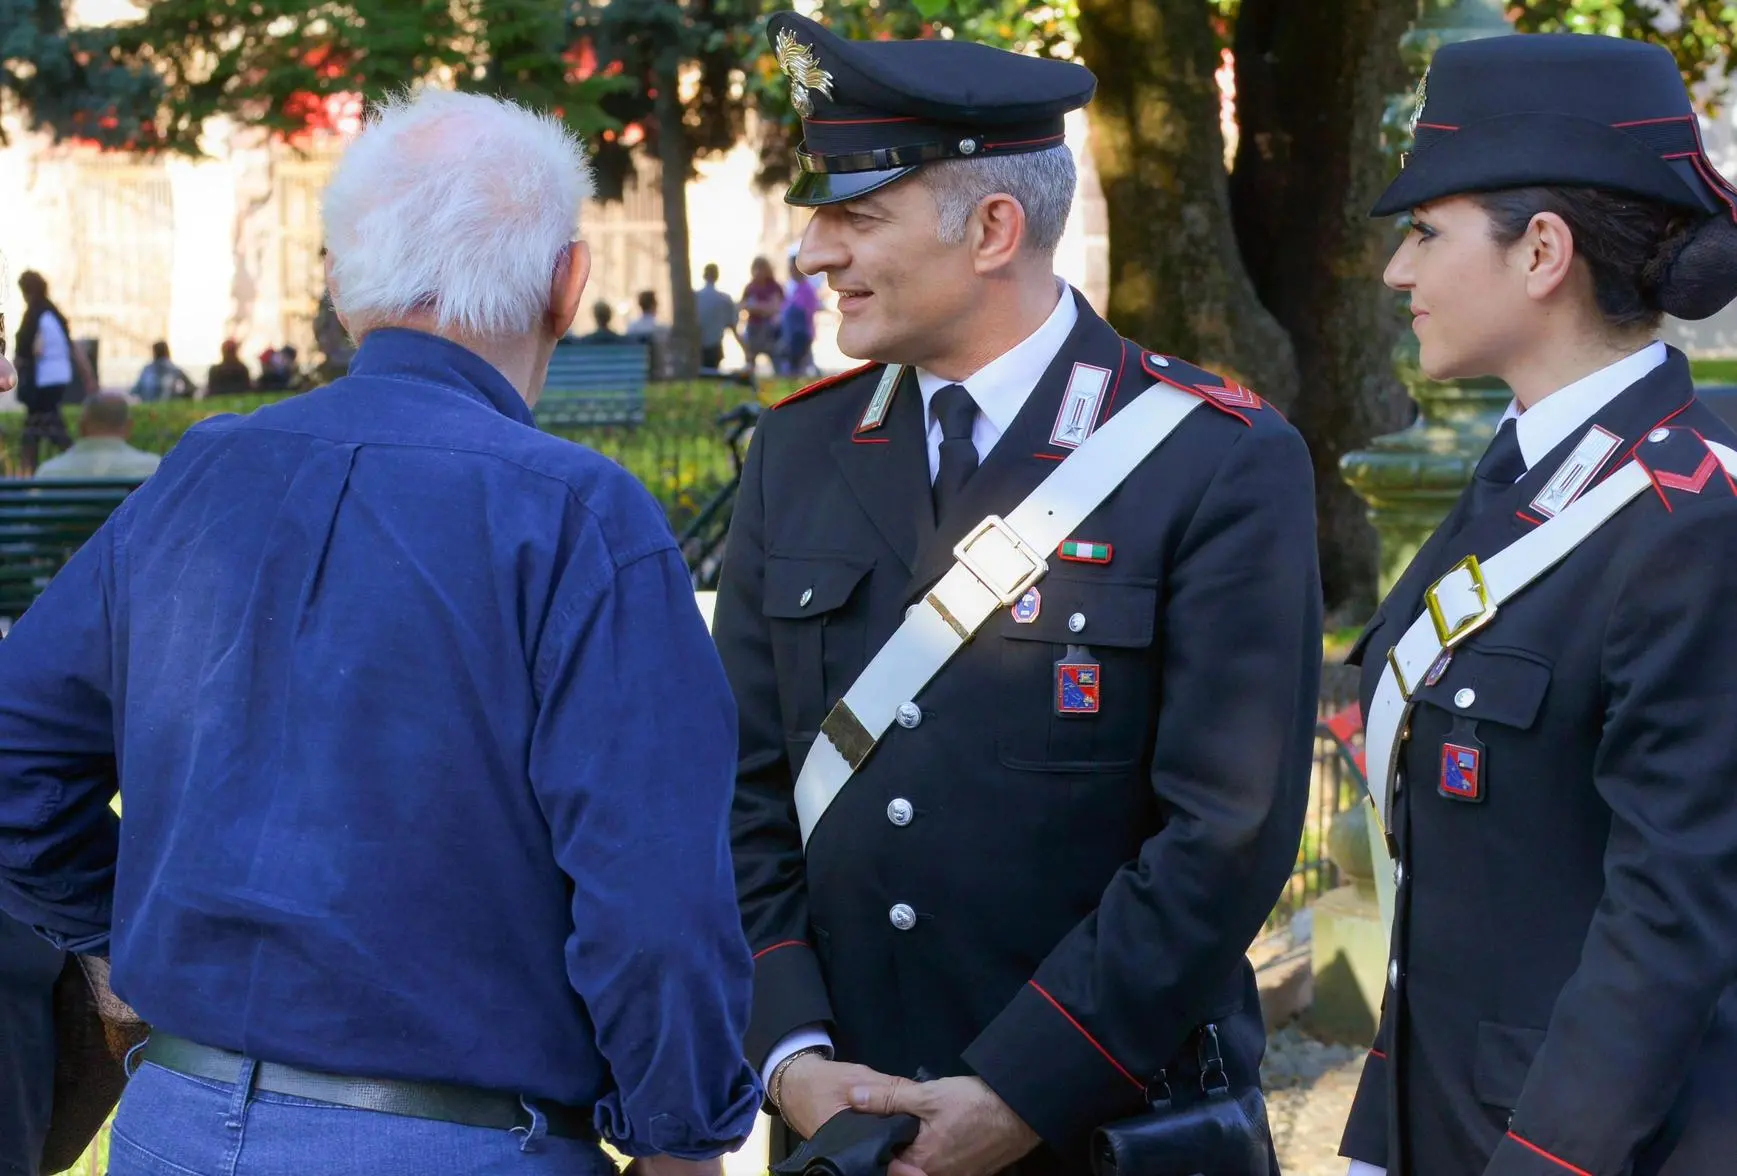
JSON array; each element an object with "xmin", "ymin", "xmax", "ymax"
[
  {"xmin": 1365, "ymin": 440, "xmax": 1737, "ymax": 846},
  {"xmin": 794, "ymin": 382, "xmax": 1206, "ymax": 848}
]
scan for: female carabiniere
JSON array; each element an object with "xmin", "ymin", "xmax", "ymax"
[{"xmin": 1342, "ymin": 33, "xmax": 1737, "ymax": 1176}]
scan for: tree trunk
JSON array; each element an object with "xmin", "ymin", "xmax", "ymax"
[
  {"xmin": 655, "ymin": 58, "xmax": 700, "ymax": 379},
  {"xmin": 1228, "ymin": 0, "xmax": 1416, "ymax": 617},
  {"xmin": 1075, "ymin": 0, "xmax": 1300, "ymax": 413}
]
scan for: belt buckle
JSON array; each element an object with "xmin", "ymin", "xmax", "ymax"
[
  {"xmin": 952, "ymin": 515, "xmax": 1047, "ymax": 606},
  {"xmin": 1424, "ymin": 554, "xmax": 1497, "ymax": 651}
]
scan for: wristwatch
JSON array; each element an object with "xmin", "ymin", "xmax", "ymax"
[{"xmin": 769, "ymin": 1044, "xmax": 832, "ymax": 1111}]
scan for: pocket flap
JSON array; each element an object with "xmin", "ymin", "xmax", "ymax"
[
  {"xmin": 763, "ymin": 555, "xmax": 873, "ymax": 618},
  {"xmin": 1473, "ymin": 1019, "xmax": 1546, "ymax": 1109},
  {"xmin": 1416, "ymin": 645, "xmax": 1552, "ymax": 730},
  {"xmin": 996, "ymin": 574, "xmax": 1157, "ymax": 649}
]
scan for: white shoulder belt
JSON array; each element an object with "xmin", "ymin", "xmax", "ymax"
[
  {"xmin": 1364, "ymin": 440, "xmax": 1737, "ymax": 845},
  {"xmin": 794, "ymin": 382, "xmax": 1206, "ymax": 848}
]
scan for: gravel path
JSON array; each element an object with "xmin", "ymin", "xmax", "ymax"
[{"xmin": 1264, "ymin": 1025, "xmax": 1365, "ymax": 1176}]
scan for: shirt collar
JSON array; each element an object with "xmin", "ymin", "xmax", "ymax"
[
  {"xmin": 347, "ymin": 328, "xmax": 536, "ymax": 427},
  {"xmin": 1503, "ymin": 341, "xmax": 1667, "ymax": 470},
  {"xmin": 915, "ymin": 283, "xmax": 1078, "ymax": 434}
]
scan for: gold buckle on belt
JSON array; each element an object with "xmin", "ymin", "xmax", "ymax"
[
  {"xmin": 952, "ymin": 515, "xmax": 1047, "ymax": 606},
  {"xmin": 1425, "ymin": 554, "xmax": 1497, "ymax": 650}
]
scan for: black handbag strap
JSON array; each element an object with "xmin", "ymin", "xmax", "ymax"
[{"xmin": 1147, "ymin": 1022, "xmax": 1231, "ymax": 1107}]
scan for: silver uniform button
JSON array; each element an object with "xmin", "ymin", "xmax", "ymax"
[
  {"xmin": 1394, "ymin": 861, "xmax": 1405, "ymax": 888},
  {"xmin": 1068, "ymin": 612, "xmax": 1087, "ymax": 633},
  {"xmin": 1388, "ymin": 959, "xmax": 1400, "ymax": 989},
  {"xmin": 799, "ymin": 588, "xmax": 814, "ymax": 608},
  {"xmin": 1454, "ymin": 687, "xmax": 1476, "ymax": 709},
  {"xmin": 1151, "ymin": 354, "xmax": 1170, "ymax": 367},
  {"xmin": 895, "ymin": 702, "xmax": 922, "ymax": 729},
  {"xmin": 887, "ymin": 798, "xmax": 914, "ymax": 827},
  {"xmin": 1649, "ymin": 428, "xmax": 1672, "ymax": 443},
  {"xmin": 889, "ymin": 903, "xmax": 917, "ymax": 931}
]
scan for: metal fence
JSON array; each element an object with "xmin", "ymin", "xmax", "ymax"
[{"xmin": 1268, "ymin": 663, "xmax": 1367, "ymax": 928}]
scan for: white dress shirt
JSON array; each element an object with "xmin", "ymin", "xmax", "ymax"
[
  {"xmin": 1344, "ymin": 341, "xmax": 1665, "ymax": 1176},
  {"xmin": 913, "ymin": 283, "xmax": 1079, "ymax": 480},
  {"xmin": 1497, "ymin": 341, "xmax": 1666, "ymax": 476},
  {"xmin": 758, "ymin": 283, "xmax": 1079, "ymax": 1090}
]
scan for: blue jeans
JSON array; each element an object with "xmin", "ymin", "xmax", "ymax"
[{"xmin": 108, "ymin": 1059, "xmax": 618, "ymax": 1176}]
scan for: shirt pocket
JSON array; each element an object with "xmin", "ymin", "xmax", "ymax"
[
  {"xmin": 994, "ymin": 574, "xmax": 1159, "ymax": 773},
  {"xmin": 1414, "ymin": 645, "xmax": 1553, "ymax": 731},
  {"xmin": 763, "ymin": 554, "xmax": 874, "ymax": 736},
  {"xmin": 1472, "ymin": 1019, "xmax": 1547, "ymax": 1110}
]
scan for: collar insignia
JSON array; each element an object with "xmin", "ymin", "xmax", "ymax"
[{"xmin": 775, "ymin": 29, "xmax": 835, "ymax": 118}]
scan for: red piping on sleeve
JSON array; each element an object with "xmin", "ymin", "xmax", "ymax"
[
  {"xmin": 753, "ymin": 939, "xmax": 807, "ymax": 961},
  {"xmin": 1368, "ymin": 1048, "xmax": 1388, "ymax": 1060},
  {"xmin": 1506, "ymin": 1132, "xmax": 1594, "ymax": 1176},
  {"xmin": 1028, "ymin": 981, "xmax": 1145, "ymax": 1092}
]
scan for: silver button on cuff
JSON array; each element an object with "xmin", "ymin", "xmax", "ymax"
[
  {"xmin": 1067, "ymin": 612, "xmax": 1087, "ymax": 634},
  {"xmin": 1454, "ymin": 688, "xmax": 1476, "ymax": 709},
  {"xmin": 889, "ymin": 903, "xmax": 917, "ymax": 931},
  {"xmin": 895, "ymin": 702, "xmax": 922, "ymax": 729},
  {"xmin": 887, "ymin": 798, "xmax": 914, "ymax": 827},
  {"xmin": 1388, "ymin": 959, "xmax": 1400, "ymax": 989}
]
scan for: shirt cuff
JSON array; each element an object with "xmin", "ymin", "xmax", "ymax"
[
  {"xmin": 759, "ymin": 1024, "xmax": 835, "ymax": 1087},
  {"xmin": 1348, "ymin": 1163, "xmax": 1387, "ymax": 1176}
]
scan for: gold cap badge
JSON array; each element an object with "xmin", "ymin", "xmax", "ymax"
[{"xmin": 775, "ymin": 29, "xmax": 834, "ymax": 118}]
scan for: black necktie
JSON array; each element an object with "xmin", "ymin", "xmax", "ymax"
[
  {"xmin": 1463, "ymin": 417, "xmax": 1526, "ymax": 518},
  {"xmin": 932, "ymin": 383, "xmax": 979, "ymax": 518}
]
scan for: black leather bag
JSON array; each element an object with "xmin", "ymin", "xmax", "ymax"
[
  {"xmin": 1089, "ymin": 1025, "xmax": 1273, "ymax": 1176},
  {"xmin": 771, "ymin": 1108, "xmax": 922, "ymax": 1176}
]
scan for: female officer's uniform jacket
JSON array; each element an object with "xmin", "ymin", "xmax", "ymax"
[{"xmin": 1342, "ymin": 345, "xmax": 1737, "ymax": 1176}]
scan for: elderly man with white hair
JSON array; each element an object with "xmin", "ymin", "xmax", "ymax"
[{"xmin": 0, "ymin": 90, "xmax": 760, "ymax": 1176}]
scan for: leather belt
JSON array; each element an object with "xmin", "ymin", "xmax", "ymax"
[{"xmin": 139, "ymin": 1034, "xmax": 597, "ymax": 1140}]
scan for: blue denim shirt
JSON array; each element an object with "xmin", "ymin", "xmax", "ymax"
[{"xmin": 0, "ymin": 329, "xmax": 761, "ymax": 1158}]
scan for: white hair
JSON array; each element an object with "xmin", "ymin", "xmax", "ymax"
[
  {"xmin": 919, "ymin": 146, "xmax": 1077, "ymax": 255},
  {"xmin": 322, "ymin": 89, "xmax": 593, "ymax": 339}
]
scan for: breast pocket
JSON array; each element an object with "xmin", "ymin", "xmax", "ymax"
[
  {"xmin": 1414, "ymin": 645, "xmax": 1552, "ymax": 731},
  {"xmin": 762, "ymin": 554, "xmax": 874, "ymax": 737},
  {"xmin": 995, "ymin": 574, "xmax": 1159, "ymax": 772}
]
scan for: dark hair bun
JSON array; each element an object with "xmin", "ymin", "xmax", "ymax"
[{"xmin": 1647, "ymin": 214, "xmax": 1737, "ymax": 321}]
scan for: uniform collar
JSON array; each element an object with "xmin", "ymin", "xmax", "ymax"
[
  {"xmin": 914, "ymin": 281, "xmax": 1078, "ymax": 434},
  {"xmin": 347, "ymin": 328, "xmax": 536, "ymax": 428},
  {"xmin": 1501, "ymin": 340, "xmax": 1667, "ymax": 471}
]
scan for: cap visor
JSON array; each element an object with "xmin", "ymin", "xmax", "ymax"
[
  {"xmin": 1370, "ymin": 113, "xmax": 1705, "ymax": 218},
  {"xmin": 785, "ymin": 166, "xmax": 917, "ymax": 207}
]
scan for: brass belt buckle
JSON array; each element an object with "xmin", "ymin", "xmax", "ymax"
[
  {"xmin": 952, "ymin": 515, "xmax": 1047, "ymax": 607},
  {"xmin": 1425, "ymin": 554, "xmax": 1498, "ymax": 649}
]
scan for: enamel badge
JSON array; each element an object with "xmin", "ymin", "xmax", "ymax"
[
  {"xmin": 1050, "ymin": 363, "xmax": 1113, "ymax": 449},
  {"xmin": 1013, "ymin": 587, "xmax": 1042, "ymax": 624},
  {"xmin": 1439, "ymin": 743, "xmax": 1482, "ymax": 802},
  {"xmin": 1054, "ymin": 660, "xmax": 1101, "ymax": 716},
  {"xmin": 775, "ymin": 29, "xmax": 835, "ymax": 118}
]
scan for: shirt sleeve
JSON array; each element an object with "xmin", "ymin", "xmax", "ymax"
[
  {"xmin": 529, "ymin": 541, "xmax": 762, "ymax": 1159},
  {"xmin": 0, "ymin": 518, "xmax": 122, "ymax": 952}
]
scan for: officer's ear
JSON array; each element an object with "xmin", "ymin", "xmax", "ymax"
[{"xmin": 969, "ymin": 192, "xmax": 1029, "ymax": 276}]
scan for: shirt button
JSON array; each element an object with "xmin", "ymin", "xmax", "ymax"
[
  {"xmin": 895, "ymin": 702, "xmax": 922, "ymax": 729},
  {"xmin": 1389, "ymin": 959, "xmax": 1401, "ymax": 990},
  {"xmin": 799, "ymin": 588, "xmax": 814, "ymax": 608},
  {"xmin": 1454, "ymin": 688, "xmax": 1476, "ymax": 709},
  {"xmin": 887, "ymin": 798, "xmax": 914, "ymax": 827},
  {"xmin": 889, "ymin": 903, "xmax": 917, "ymax": 931},
  {"xmin": 1067, "ymin": 612, "xmax": 1087, "ymax": 634}
]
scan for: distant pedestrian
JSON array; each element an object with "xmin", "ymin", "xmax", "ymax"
[
  {"xmin": 740, "ymin": 256, "xmax": 784, "ymax": 374},
  {"xmin": 13, "ymin": 271, "xmax": 92, "ymax": 475},
  {"xmin": 131, "ymin": 341, "xmax": 194, "ymax": 402},
  {"xmin": 695, "ymin": 264, "xmax": 738, "ymax": 371}
]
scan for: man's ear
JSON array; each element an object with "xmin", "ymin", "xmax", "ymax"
[
  {"xmin": 970, "ymin": 193, "xmax": 1028, "ymax": 276},
  {"xmin": 550, "ymin": 241, "xmax": 591, "ymax": 339},
  {"xmin": 323, "ymin": 252, "xmax": 353, "ymax": 336}
]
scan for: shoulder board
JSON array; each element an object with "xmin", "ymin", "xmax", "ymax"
[
  {"xmin": 1633, "ymin": 425, "xmax": 1737, "ymax": 510},
  {"xmin": 770, "ymin": 361, "xmax": 880, "ymax": 410},
  {"xmin": 1139, "ymin": 351, "xmax": 1264, "ymax": 425}
]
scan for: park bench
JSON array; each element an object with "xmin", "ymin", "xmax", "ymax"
[
  {"xmin": 0, "ymin": 478, "xmax": 144, "ymax": 631},
  {"xmin": 535, "ymin": 338, "xmax": 651, "ymax": 429}
]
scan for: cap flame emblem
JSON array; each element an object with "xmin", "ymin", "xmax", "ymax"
[{"xmin": 776, "ymin": 29, "xmax": 835, "ymax": 118}]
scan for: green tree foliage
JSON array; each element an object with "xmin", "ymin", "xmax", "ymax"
[
  {"xmin": 1514, "ymin": 1, "xmax": 1737, "ymax": 98},
  {"xmin": 0, "ymin": 0, "xmax": 163, "ymax": 147}
]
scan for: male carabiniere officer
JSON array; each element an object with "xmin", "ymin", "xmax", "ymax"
[{"xmin": 714, "ymin": 14, "xmax": 1324, "ymax": 1176}]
